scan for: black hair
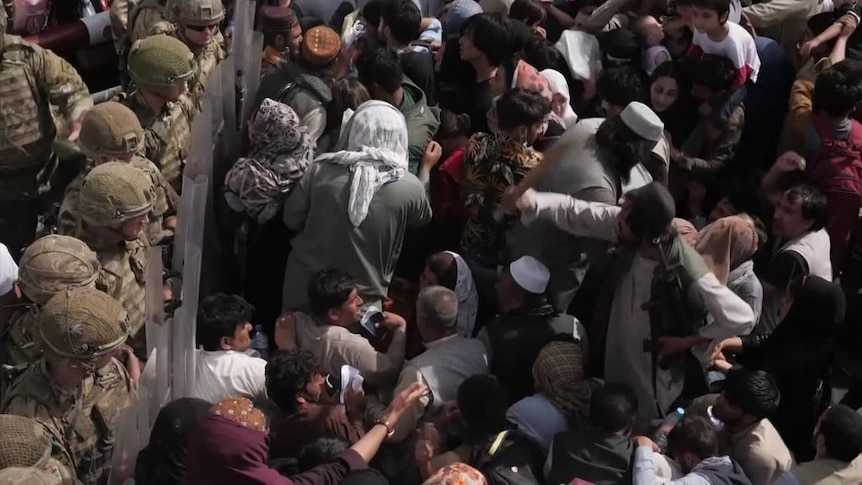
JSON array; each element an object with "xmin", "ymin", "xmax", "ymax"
[
  {"xmin": 600, "ymin": 28, "xmax": 642, "ymax": 67},
  {"xmin": 722, "ymin": 367, "xmax": 781, "ymax": 419},
  {"xmin": 589, "ymin": 383, "xmax": 638, "ymax": 433},
  {"xmin": 460, "ymin": 13, "xmax": 509, "ymax": 67},
  {"xmin": 812, "ymin": 60, "xmax": 862, "ymax": 119},
  {"xmin": 298, "ymin": 438, "xmax": 349, "ymax": 471},
  {"xmin": 667, "ymin": 416, "xmax": 720, "ymax": 460},
  {"xmin": 327, "ymin": 77, "xmax": 370, "ymax": 133},
  {"xmin": 457, "ymin": 375, "xmax": 510, "ymax": 442},
  {"xmin": 784, "ymin": 184, "xmax": 829, "ymax": 232},
  {"xmin": 496, "ymin": 88, "xmax": 551, "ymax": 132},
  {"xmin": 598, "ymin": 65, "xmax": 646, "ymax": 110},
  {"xmin": 820, "ymin": 405, "xmax": 862, "ymax": 462},
  {"xmin": 265, "ymin": 349, "xmax": 320, "ymax": 413},
  {"xmin": 651, "ymin": 60, "xmax": 691, "ymax": 94},
  {"xmin": 595, "ymin": 115, "xmax": 645, "ymax": 184},
  {"xmin": 362, "ymin": 0, "xmax": 384, "ymax": 29},
  {"xmin": 356, "ymin": 47, "xmax": 404, "ymax": 94},
  {"xmin": 380, "ymin": 0, "xmax": 422, "ymax": 46},
  {"xmin": 425, "ymin": 252, "xmax": 459, "ymax": 290},
  {"xmin": 509, "ymin": 0, "xmax": 546, "ymax": 27},
  {"xmin": 307, "ymin": 268, "xmax": 356, "ymax": 318},
  {"xmin": 690, "ymin": 54, "xmax": 736, "ymax": 92},
  {"xmin": 195, "ymin": 294, "xmax": 254, "ymax": 351},
  {"xmin": 520, "ymin": 37, "xmax": 565, "ymax": 72},
  {"xmin": 436, "ymin": 110, "xmax": 472, "ymax": 141},
  {"xmin": 690, "ymin": 0, "xmax": 731, "ymax": 18}
]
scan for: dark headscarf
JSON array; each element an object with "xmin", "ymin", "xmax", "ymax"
[
  {"xmin": 185, "ymin": 413, "xmax": 290, "ymax": 485},
  {"xmin": 134, "ymin": 398, "xmax": 210, "ymax": 485}
]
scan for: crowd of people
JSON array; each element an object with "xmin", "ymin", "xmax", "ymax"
[{"xmin": 1, "ymin": 0, "xmax": 862, "ymax": 483}]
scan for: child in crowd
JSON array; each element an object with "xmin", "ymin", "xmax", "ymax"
[
  {"xmin": 686, "ymin": 0, "xmax": 760, "ymax": 89},
  {"xmin": 636, "ymin": 15, "xmax": 672, "ymax": 75},
  {"xmin": 685, "ymin": 0, "xmax": 759, "ymax": 131}
]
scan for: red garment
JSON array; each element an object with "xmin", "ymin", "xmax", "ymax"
[
  {"xmin": 185, "ymin": 414, "xmax": 365, "ymax": 485},
  {"xmin": 432, "ymin": 148, "xmax": 466, "ymax": 225}
]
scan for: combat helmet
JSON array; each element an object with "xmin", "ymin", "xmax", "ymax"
[
  {"xmin": 171, "ymin": 0, "xmax": 225, "ymax": 27},
  {"xmin": 127, "ymin": 34, "xmax": 195, "ymax": 90},
  {"xmin": 78, "ymin": 162, "xmax": 155, "ymax": 227},
  {"xmin": 17, "ymin": 235, "xmax": 100, "ymax": 306},
  {"xmin": 37, "ymin": 287, "xmax": 129, "ymax": 364},
  {"xmin": 0, "ymin": 415, "xmax": 52, "ymax": 470},
  {"xmin": 78, "ymin": 102, "xmax": 145, "ymax": 159}
]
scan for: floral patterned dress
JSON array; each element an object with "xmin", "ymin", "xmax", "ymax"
[{"xmin": 460, "ymin": 133, "xmax": 541, "ymax": 268}]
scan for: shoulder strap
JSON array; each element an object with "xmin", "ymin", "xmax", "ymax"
[{"xmin": 488, "ymin": 430, "xmax": 510, "ymax": 457}]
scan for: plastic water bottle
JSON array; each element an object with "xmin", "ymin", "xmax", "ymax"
[
  {"xmin": 654, "ymin": 407, "xmax": 685, "ymax": 449},
  {"xmin": 250, "ymin": 324, "xmax": 269, "ymax": 360}
]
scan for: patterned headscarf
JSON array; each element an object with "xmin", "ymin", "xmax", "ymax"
[
  {"xmin": 316, "ymin": 100, "xmax": 409, "ymax": 226},
  {"xmin": 532, "ymin": 341, "xmax": 591, "ymax": 427},
  {"xmin": 224, "ymin": 98, "xmax": 315, "ymax": 223},
  {"xmin": 695, "ymin": 215, "xmax": 759, "ymax": 285},
  {"xmin": 422, "ymin": 463, "xmax": 488, "ymax": 485},
  {"xmin": 209, "ymin": 397, "xmax": 267, "ymax": 433}
]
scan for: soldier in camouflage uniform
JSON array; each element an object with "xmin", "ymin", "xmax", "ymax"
[
  {"xmin": 59, "ymin": 102, "xmax": 179, "ymax": 246},
  {"xmin": 1, "ymin": 287, "xmax": 135, "ymax": 485},
  {"xmin": 0, "ymin": 235, "xmax": 100, "ymax": 399},
  {"xmin": 121, "ymin": 34, "xmax": 196, "ymax": 192},
  {"xmin": 72, "ymin": 162, "xmax": 155, "ymax": 358},
  {"xmin": 0, "ymin": 414, "xmax": 77, "ymax": 484},
  {"xmin": 169, "ymin": 0, "xmax": 227, "ymax": 105},
  {"xmin": 0, "ymin": 5, "xmax": 93, "ymax": 260}
]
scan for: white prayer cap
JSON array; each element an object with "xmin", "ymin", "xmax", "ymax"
[
  {"xmin": 620, "ymin": 101, "xmax": 664, "ymax": 143},
  {"xmin": 509, "ymin": 256, "xmax": 550, "ymax": 294}
]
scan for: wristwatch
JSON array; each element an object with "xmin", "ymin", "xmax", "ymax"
[{"xmin": 375, "ymin": 419, "xmax": 395, "ymax": 438}]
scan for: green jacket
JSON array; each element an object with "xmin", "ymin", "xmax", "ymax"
[{"xmin": 399, "ymin": 76, "xmax": 440, "ymax": 173}]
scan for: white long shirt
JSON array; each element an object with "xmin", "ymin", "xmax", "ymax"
[{"xmin": 520, "ymin": 190, "xmax": 755, "ymax": 430}]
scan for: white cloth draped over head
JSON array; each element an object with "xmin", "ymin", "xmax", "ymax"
[
  {"xmin": 554, "ymin": 30, "xmax": 603, "ymax": 82},
  {"xmin": 540, "ymin": 69, "xmax": 579, "ymax": 129},
  {"xmin": 444, "ymin": 251, "xmax": 479, "ymax": 337},
  {"xmin": 315, "ymin": 100, "xmax": 409, "ymax": 227}
]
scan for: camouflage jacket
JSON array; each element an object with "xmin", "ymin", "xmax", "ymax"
[
  {"xmin": 1, "ymin": 359, "xmax": 134, "ymax": 485},
  {"xmin": 120, "ymin": 90, "xmax": 194, "ymax": 192},
  {"xmin": 0, "ymin": 35, "xmax": 91, "ymax": 198},
  {"xmin": 59, "ymin": 156, "xmax": 179, "ymax": 245},
  {"xmin": 173, "ymin": 30, "xmax": 226, "ymax": 107},
  {"xmin": 72, "ymin": 230, "xmax": 149, "ymax": 357}
]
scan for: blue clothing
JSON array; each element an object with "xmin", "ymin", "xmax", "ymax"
[{"xmin": 506, "ymin": 394, "xmax": 569, "ymax": 454}]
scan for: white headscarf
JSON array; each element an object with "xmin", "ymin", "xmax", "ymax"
[
  {"xmin": 443, "ymin": 251, "xmax": 479, "ymax": 338},
  {"xmin": 540, "ymin": 69, "xmax": 579, "ymax": 129},
  {"xmin": 315, "ymin": 101, "xmax": 409, "ymax": 226}
]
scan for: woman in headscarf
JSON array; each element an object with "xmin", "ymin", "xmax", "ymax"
[
  {"xmin": 134, "ymin": 398, "xmax": 211, "ymax": 485},
  {"xmin": 186, "ymin": 387, "xmax": 427, "ymax": 485},
  {"xmin": 226, "ymin": 98, "xmax": 315, "ymax": 223},
  {"xmin": 282, "ymin": 100, "xmax": 431, "ymax": 312},
  {"xmin": 423, "ymin": 463, "xmax": 487, "ymax": 485},
  {"xmin": 695, "ymin": 215, "xmax": 763, "ymax": 325},
  {"xmin": 420, "ymin": 251, "xmax": 480, "ymax": 337},
  {"xmin": 711, "ymin": 276, "xmax": 845, "ymax": 461},
  {"xmin": 228, "ymin": 98, "xmax": 316, "ymax": 334},
  {"xmin": 540, "ymin": 69, "xmax": 578, "ymax": 129},
  {"xmin": 505, "ymin": 340, "xmax": 590, "ymax": 453}
]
